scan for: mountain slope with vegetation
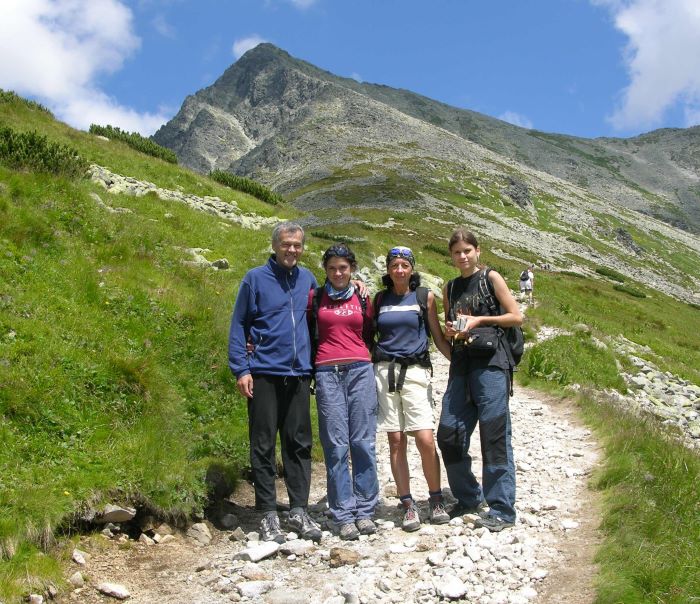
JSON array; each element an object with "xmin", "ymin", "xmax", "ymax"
[
  {"xmin": 1, "ymin": 86, "xmax": 700, "ymax": 603},
  {"xmin": 154, "ymin": 43, "xmax": 700, "ymax": 234}
]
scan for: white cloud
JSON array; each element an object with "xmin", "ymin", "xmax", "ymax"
[
  {"xmin": 289, "ymin": 0, "xmax": 318, "ymax": 8},
  {"xmin": 593, "ymin": 0, "xmax": 700, "ymax": 130},
  {"xmin": 232, "ymin": 35, "xmax": 268, "ymax": 59},
  {"xmin": 498, "ymin": 111, "xmax": 534, "ymax": 129},
  {"xmin": 152, "ymin": 13, "xmax": 176, "ymax": 38},
  {"xmin": 0, "ymin": 0, "xmax": 170, "ymax": 134},
  {"xmin": 350, "ymin": 72, "xmax": 363, "ymax": 83}
]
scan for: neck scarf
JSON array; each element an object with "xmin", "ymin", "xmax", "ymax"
[{"xmin": 325, "ymin": 280, "xmax": 355, "ymax": 301}]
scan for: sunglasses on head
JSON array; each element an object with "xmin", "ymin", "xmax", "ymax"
[{"xmin": 388, "ymin": 246, "xmax": 413, "ymax": 258}]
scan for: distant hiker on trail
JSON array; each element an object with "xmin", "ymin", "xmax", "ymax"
[
  {"xmin": 308, "ymin": 244, "xmax": 377, "ymax": 541},
  {"xmin": 373, "ymin": 246, "xmax": 453, "ymax": 532},
  {"xmin": 519, "ymin": 265, "xmax": 534, "ymax": 305},
  {"xmin": 228, "ymin": 221, "xmax": 323, "ymax": 544},
  {"xmin": 438, "ymin": 228, "xmax": 522, "ymax": 532}
]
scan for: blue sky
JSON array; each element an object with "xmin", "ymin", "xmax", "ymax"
[{"xmin": 2, "ymin": 0, "xmax": 700, "ymax": 139}]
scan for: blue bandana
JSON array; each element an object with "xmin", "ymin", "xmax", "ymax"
[{"xmin": 325, "ymin": 280, "xmax": 355, "ymax": 301}]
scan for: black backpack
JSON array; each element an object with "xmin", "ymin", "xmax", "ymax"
[
  {"xmin": 447, "ymin": 269, "xmax": 525, "ymax": 395},
  {"xmin": 309, "ymin": 286, "xmax": 369, "ymax": 363},
  {"xmin": 476, "ymin": 269, "xmax": 524, "ymax": 367},
  {"xmin": 520, "ymin": 270, "xmax": 529, "ymax": 281}
]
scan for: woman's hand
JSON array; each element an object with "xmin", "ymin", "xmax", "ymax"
[{"xmin": 447, "ymin": 315, "xmax": 482, "ymax": 339}]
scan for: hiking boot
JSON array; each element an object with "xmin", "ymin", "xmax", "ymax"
[
  {"xmin": 474, "ymin": 515, "xmax": 515, "ymax": 532},
  {"xmin": 401, "ymin": 503, "xmax": 421, "ymax": 532},
  {"xmin": 259, "ymin": 513, "xmax": 285, "ymax": 544},
  {"xmin": 448, "ymin": 501, "xmax": 487, "ymax": 519},
  {"xmin": 355, "ymin": 518, "xmax": 377, "ymax": 535},
  {"xmin": 287, "ymin": 509, "xmax": 322, "ymax": 542},
  {"xmin": 429, "ymin": 500, "xmax": 450, "ymax": 525},
  {"xmin": 339, "ymin": 522, "xmax": 360, "ymax": 541}
]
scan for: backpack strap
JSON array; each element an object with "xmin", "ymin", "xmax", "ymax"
[
  {"xmin": 477, "ymin": 268, "xmax": 499, "ymax": 315},
  {"xmin": 310, "ymin": 286, "xmax": 325, "ymax": 363},
  {"xmin": 478, "ymin": 268, "xmax": 516, "ymax": 396},
  {"xmin": 446, "ymin": 279, "xmax": 455, "ymax": 321},
  {"xmin": 372, "ymin": 289, "xmax": 386, "ymax": 336},
  {"xmin": 415, "ymin": 286, "xmax": 431, "ymax": 340}
]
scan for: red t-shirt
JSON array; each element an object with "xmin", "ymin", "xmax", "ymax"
[{"xmin": 309, "ymin": 289, "xmax": 373, "ymax": 365}]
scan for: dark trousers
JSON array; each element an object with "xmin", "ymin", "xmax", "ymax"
[{"xmin": 247, "ymin": 374, "xmax": 312, "ymax": 512}]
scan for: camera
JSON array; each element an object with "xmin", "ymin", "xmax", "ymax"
[{"xmin": 453, "ymin": 315, "xmax": 468, "ymax": 331}]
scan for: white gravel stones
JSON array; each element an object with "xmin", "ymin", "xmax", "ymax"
[
  {"xmin": 236, "ymin": 580, "xmax": 273, "ymax": 598},
  {"xmin": 435, "ymin": 574, "xmax": 467, "ymax": 599},
  {"xmin": 234, "ymin": 541, "xmax": 280, "ymax": 562},
  {"xmin": 71, "ymin": 549, "xmax": 87, "ymax": 565},
  {"xmin": 96, "ymin": 582, "xmax": 131, "ymax": 599},
  {"xmin": 81, "ymin": 335, "xmax": 598, "ymax": 603},
  {"xmin": 88, "ymin": 164, "xmax": 279, "ymax": 231},
  {"xmin": 187, "ymin": 522, "xmax": 212, "ymax": 546}
]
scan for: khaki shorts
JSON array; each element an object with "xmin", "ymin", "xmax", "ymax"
[{"xmin": 374, "ymin": 362, "xmax": 434, "ymax": 433}]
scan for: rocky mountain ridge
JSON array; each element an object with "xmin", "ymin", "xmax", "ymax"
[
  {"xmin": 153, "ymin": 43, "xmax": 700, "ymax": 233},
  {"xmin": 152, "ymin": 44, "xmax": 700, "ymax": 305}
]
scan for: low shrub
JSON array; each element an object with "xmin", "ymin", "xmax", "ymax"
[
  {"xmin": 595, "ymin": 266, "xmax": 625, "ymax": 282},
  {"xmin": 209, "ymin": 170, "xmax": 283, "ymax": 205},
  {"xmin": 0, "ymin": 89, "xmax": 52, "ymax": 116},
  {"xmin": 0, "ymin": 127, "xmax": 87, "ymax": 177},
  {"xmin": 522, "ymin": 333, "xmax": 625, "ymax": 391},
  {"xmin": 613, "ymin": 283, "xmax": 646, "ymax": 298},
  {"xmin": 423, "ymin": 242, "xmax": 450, "ymax": 257},
  {"xmin": 310, "ymin": 231, "xmax": 366, "ymax": 244},
  {"xmin": 89, "ymin": 124, "xmax": 178, "ymax": 164}
]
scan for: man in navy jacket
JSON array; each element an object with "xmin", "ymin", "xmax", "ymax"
[{"xmin": 229, "ymin": 222, "xmax": 322, "ymax": 543}]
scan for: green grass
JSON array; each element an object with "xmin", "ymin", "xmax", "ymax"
[
  {"xmin": 595, "ymin": 266, "xmax": 626, "ymax": 282},
  {"xmin": 89, "ymin": 124, "xmax": 178, "ymax": 164},
  {"xmin": 526, "ymin": 271, "xmax": 700, "ymax": 384},
  {"xmin": 520, "ymin": 332, "xmax": 625, "ymax": 391},
  {"xmin": 2, "ymin": 89, "xmax": 700, "ymax": 604},
  {"xmin": 209, "ymin": 169, "xmax": 284, "ymax": 205},
  {"xmin": 578, "ymin": 394, "xmax": 700, "ymax": 603},
  {"xmin": 0, "ymin": 155, "xmax": 273, "ymax": 599}
]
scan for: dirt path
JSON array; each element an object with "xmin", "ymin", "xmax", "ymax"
[{"xmin": 58, "ymin": 353, "xmax": 601, "ymax": 604}]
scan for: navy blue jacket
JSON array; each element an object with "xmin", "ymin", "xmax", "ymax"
[{"xmin": 229, "ymin": 255, "xmax": 317, "ymax": 378}]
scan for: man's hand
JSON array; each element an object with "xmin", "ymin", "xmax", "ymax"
[
  {"xmin": 237, "ymin": 374, "xmax": 254, "ymax": 399},
  {"xmin": 352, "ymin": 279, "xmax": 368, "ymax": 298}
]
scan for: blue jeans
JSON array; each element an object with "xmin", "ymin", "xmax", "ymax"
[
  {"xmin": 437, "ymin": 366, "xmax": 516, "ymax": 522},
  {"xmin": 315, "ymin": 361, "xmax": 379, "ymax": 524}
]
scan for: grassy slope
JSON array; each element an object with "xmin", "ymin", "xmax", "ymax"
[
  {"xmin": 2, "ymin": 93, "xmax": 700, "ymax": 603},
  {"xmin": 0, "ymin": 97, "xmax": 298, "ymax": 600}
]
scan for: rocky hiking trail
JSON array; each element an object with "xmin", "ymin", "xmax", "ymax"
[{"xmin": 57, "ymin": 352, "xmax": 601, "ymax": 604}]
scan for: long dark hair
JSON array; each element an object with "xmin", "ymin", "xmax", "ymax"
[
  {"xmin": 448, "ymin": 228, "xmax": 479, "ymax": 251},
  {"xmin": 382, "ymin": 272, "xmax": 422, "ymax": 291}
]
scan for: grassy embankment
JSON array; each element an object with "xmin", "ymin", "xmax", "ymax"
[
  {"xmin": 2, "ymin": 89, "xmax": 700, "ymax": 603},
  {"xmin": 520, "ymin": 270, "xmax": 700, "ymax": 603},
  {"xmin": 0, "ymin": 91, "xmax": 293, "ymax": 601}
]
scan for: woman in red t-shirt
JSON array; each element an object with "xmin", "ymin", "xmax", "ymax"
[{"xmin": 309, "ymin": 244, "xmax": 377, "ymax": 541}]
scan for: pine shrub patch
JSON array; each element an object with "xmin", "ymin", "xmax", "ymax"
[
  {"xmin": 0, "ymin": 127, "xmax": 87, "ymax": 177},
  {"xmin": 89, "ymin": 124, "xmax": 178, "ymax": 164},
  {"xmin": 210, "ymin": 169, "xmax": 283, "ymax": 205}
]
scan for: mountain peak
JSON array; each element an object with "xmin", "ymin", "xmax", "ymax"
[{"xmin": 153, "ymin": 45, "xmax": 700, "ymax": 233}]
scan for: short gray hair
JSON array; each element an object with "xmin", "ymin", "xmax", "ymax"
[{"xmin": 272, "ymin": 221, "xmax": 305, "ymax": 246}]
